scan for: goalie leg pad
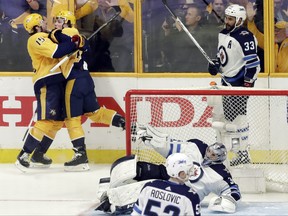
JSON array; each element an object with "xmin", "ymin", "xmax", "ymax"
[
  {"xmin": 207, "ymin": 96, "xmax": 225, "ymax": 121},
  {"xmin": 232, "ymin": 115, "xmax": 249, "ymax": 150},
  {"xmin": 222, "ymin": 132, "xmax": 241, "ymax": 153},
  {"xmin": 97, "ymin": 177, "xmax": 111, "ymax": 201},
  {"xmin": 212, "ymin": 121, "xmax": 239, "ymax": 151},
  {"xmin": 208, "ymin": 195, "xmax": 237, "ymax": 213},
  {"xmin": 109, "ymin": 155, "xmax": 138, "ymax": 188}
]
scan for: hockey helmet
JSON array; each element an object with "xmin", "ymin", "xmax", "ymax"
[
  {"xmin": 23, "ymin": 13, "xmax": 43, "ymax": 33},
  {"xmin": 202, "ymin": 142, "xmax": 227, "ymax": 167},
  {"xmin": 55, "ymin": 10, "xmax": 76, "ymax": 25},
  {"xmin": 166, "ymin": 153, "xmax": 194, "ymax": 181},
  {"xmin": 225, "ymin": 4, "xmax": 247, "ymax": 27}
]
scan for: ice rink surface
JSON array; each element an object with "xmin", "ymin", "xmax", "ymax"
[{"xmin": 1, "ymin": 163, "xmax": 288, "ymax": 216}]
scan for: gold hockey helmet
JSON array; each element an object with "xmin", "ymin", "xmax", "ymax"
[
  {"xmin": 23, "ymin": 13, "xmax": 43, "ymax": 33},
  {"xmin": 55, "ymin": 10, "xmax": 76, "ymax": 25}
]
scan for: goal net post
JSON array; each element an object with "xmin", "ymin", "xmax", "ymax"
[{"xmin": 125, "ymin": 86, "xmax": 288, "ymax": 193}]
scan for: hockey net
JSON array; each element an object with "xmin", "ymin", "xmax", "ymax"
[{"xmin": 125, "ymin": 87, "xmax": 288, "ymax": 193}]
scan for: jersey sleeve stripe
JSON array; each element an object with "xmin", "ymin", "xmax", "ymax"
[
  {"xmin": 246, "ymin": 60, "xmax": 260, "ymax": 69},
  {"xmin": 243, "ymin": 54, "xmax": 258, "ymax": 61}
]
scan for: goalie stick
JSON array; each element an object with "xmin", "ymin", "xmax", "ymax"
[
  {"xmin": 50, "ymin": 6, "xmax": 121, "ymax": 73},
  {"xmin": 22, "ymin": 108, "xmax": 37, "ymax": 142}
]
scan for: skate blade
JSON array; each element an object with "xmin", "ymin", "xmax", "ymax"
[
  {"xmin": 64, "ymin": 163, "xmax": 90, "ymax": 172},
  {"xmin": 15, "ymin": 160, "xmax": 29, "ymax": 173},
  {"xmin": 30, "ymin": 162, "xmax": 51, "ymax": 168}
]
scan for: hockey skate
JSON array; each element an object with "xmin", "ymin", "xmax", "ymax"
[
  {"xmin": 64, "ymin": 148, "xmax": 90, "ymax": 172},
  {"xmin": 230, "ymin": 150, "xmax": 251, "ymax": 166},
  {"xmin": 30, "ymin": 148, "xmax": 52, "ymax": 168},
  {"xmin": 15, "ymin": 150, "xmax": 30, "ymax": 172}
]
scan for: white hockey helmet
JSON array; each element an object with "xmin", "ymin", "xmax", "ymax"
[
  {"xmin": 202, "ymin": 142, "xmax": 227, "ymax": 167},
  {"xmin": 166, "ymin": 153, "xmax": 194, "ymax": 182},
  {"xmin": 225, "ymin": 4, "xmax": 247, "ymax": 27}
]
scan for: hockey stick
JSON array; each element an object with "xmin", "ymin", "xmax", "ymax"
[
  {"xmin": 201, "ymin": 0, "xmax": 225, "ymax": 23},
  {"xmin": 162, "ymin": 0, "xmax": 231, "ymax": 86},
  {"xmin": 162, "ymin": 0, "xmax": 214, "ymax": 65},
  {"xmin": 50, "ymin": 6, "xmax": 121, "ymax": 73},
  {"xmin": 22, "ymin": 108, "xmax": 37, "ymax": 142}
]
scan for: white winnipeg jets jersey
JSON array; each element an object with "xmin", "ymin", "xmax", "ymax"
[
  {"xmin": 132, "ymin": 179, "xmax": 201, "ymax": 216},
  {"xmin": 217, "ymin": 27, "xmax": 260, "ymax": 80}
]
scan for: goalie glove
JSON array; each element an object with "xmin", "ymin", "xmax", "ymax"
[
  {"xmin": 137, "ymin": 124, "xmax": 169, "ymax": 146},
  {"xmin": 208, "ymin": 195, "xmax": 237, "ymax": 213},
  {"xmin": 208, "ymin": 58, "xmax": 221, "ymax": 76},
  {"xmin": 136, "ymin": 126, "xmax": 153, "ymax": 142}
]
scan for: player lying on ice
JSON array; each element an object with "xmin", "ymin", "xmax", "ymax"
[{"xmin": 94, "ymin": 124, "xmax": 241, "ymax": 215}]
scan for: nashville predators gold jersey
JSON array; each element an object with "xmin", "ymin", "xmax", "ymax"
[
  {"xmin": 27, "ymin": 32, "xmax": 63, "ymax": 86},
  {"xmin": 60, "ymin": 27, "xmax": 86, "ymax": 79}
]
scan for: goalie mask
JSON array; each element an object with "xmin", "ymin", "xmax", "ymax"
[
  {"xmin": 225, "ymin": 4, "xmax": 246, "ymax": 31},
  {"xmin": 166, "ymin": 153, "xmax": 194, "ymax": 183},
  {"xmin": 202, "ymin": 142, "xmax": 227, "ymax": 167}
]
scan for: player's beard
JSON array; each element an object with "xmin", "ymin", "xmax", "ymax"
[{"xmin": 225, "ymin": 23, "xmax": 234, "ymax": 32}]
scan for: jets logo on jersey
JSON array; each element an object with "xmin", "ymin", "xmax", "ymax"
[
  {"xmin": 188, "ymin": 162, "xmax": 204, "ymax": 183},
  {"xmin": 218, "ymin": 45, "xmax": 228, "ymax": 67},
  {"xmin": 240, "ymin": 30, "xmax": 249, "ymax": 36}
]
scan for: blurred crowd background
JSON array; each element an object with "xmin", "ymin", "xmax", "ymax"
[{"xmin": 0, "ymin": 0, "xmax": 287, "ymax": 73}]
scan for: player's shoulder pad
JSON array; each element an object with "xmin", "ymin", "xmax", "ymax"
[{"xmin": 62, "ymin": 27, "xmax": 80, "ymax": 37}]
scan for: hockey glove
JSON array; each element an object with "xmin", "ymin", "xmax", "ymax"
[
  {"xmin": 208, "ymin": 58, "xmax": 221, "ymax": 76},
  {"xmin": 243, "ymin": 77, "xmax": 255, "ymax": 87},
  {"xmin": 71, "ymin": 35, "xmax": 85, "ymax": 49}
]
